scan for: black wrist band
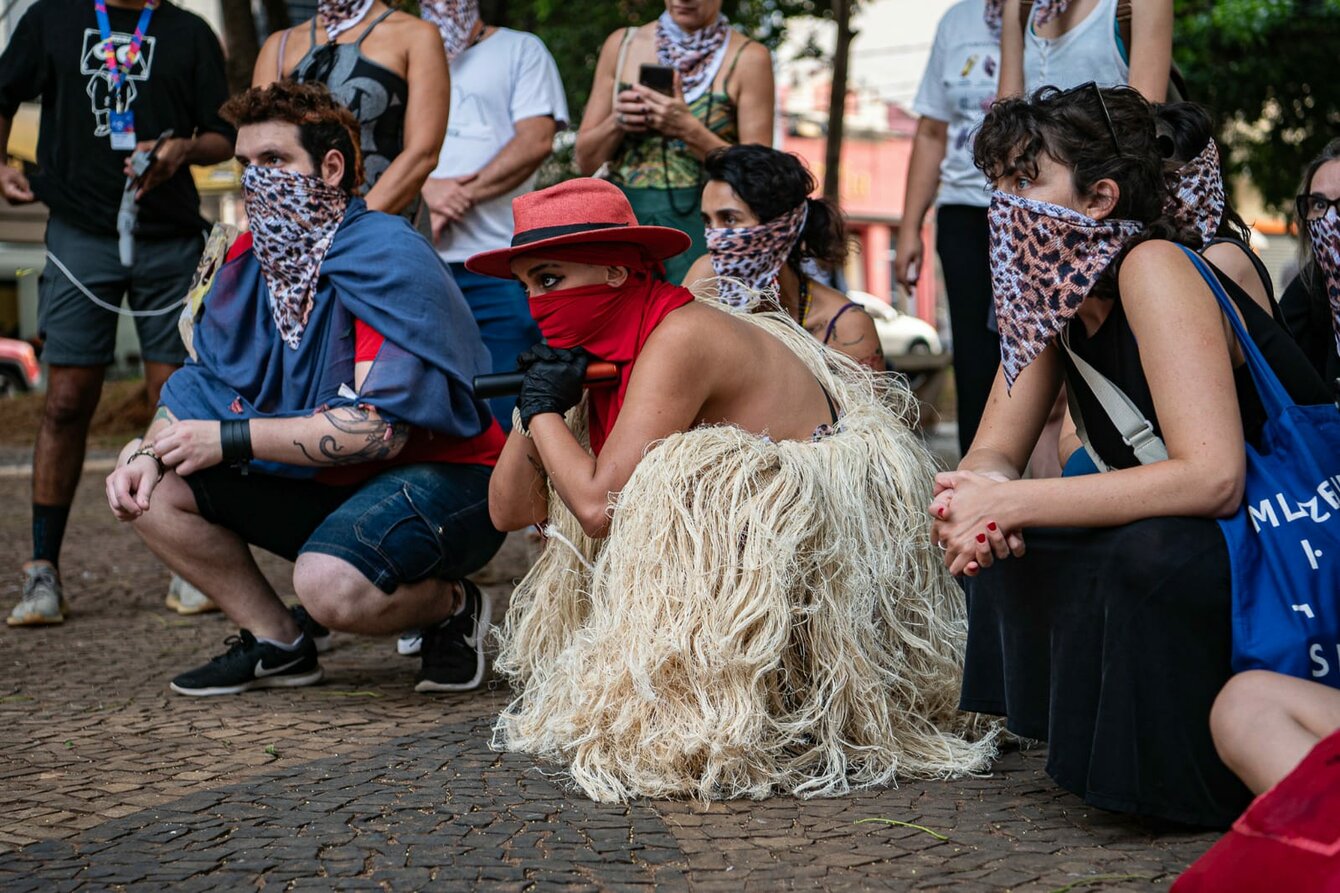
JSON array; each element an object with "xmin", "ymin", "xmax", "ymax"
[{"xmin": 220, "ymin": 419, "xmax": 253, "ymax": 464}]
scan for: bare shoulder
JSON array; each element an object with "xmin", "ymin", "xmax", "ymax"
[
  {"xmin": 1118, "ymin": 239, "xmax": 1197, "ymax": 299},
  {"xmin": 735, "ymin": 34, "xmax": 773, "ymax": 67},
  {"xmin": 682, "ymin": 254, "xmax": 714, "ymax": 289},
  {"xmin": 393, "ymin": 12, "xmax": 445, "ymax": 44},
  {"xmin": 645, "ymin": 301, "xmax": 728, "ymax": 347}
]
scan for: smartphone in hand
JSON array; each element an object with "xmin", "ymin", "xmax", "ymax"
[{"xmin": 638, "ymin": 64, "xmax": 676, "ymax": 96}]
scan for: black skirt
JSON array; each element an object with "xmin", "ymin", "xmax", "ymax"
[{"xmin": 959, "ymin": 517, "xmax": 1253, "ymax": 829}]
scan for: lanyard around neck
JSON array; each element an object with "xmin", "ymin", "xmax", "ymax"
[{"xmin": 94, "ymin": 0, "xmax": 159, "ymax": 95}]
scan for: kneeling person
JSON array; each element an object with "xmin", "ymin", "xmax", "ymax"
[
  {"xmin": 104, "ymin": 82, "xmax": 505, "ymax": 696},
  {"xmin": 478, "ymin": 179, "xmax": 990, "ymax": 802}
]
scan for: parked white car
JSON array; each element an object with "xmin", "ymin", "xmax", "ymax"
[{"xmin": 846, "ymin": 291, "xmax": 943, "ymax": 358}]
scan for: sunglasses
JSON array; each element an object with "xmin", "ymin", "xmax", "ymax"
[
  {"xmin": 1056, "ymin": 81, "xmax": 1122, "ymax": 157},
  {"xmin": 1296, "ymin": 192, "xmax": 1340, "ymax": 222}
]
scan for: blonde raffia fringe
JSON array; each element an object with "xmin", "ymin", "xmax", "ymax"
[{"xmin": 492, "ymin": 300, "xmax": 999, "ymax": 802}]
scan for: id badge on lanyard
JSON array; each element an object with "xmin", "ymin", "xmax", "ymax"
[{"xmin": 94, "ymin": 0, "xmax": 157, "ymax": 151}]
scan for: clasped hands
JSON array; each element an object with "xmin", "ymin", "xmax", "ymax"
[
  {"xmin": 929, "ymin": 470, "xmax": 1027, "ymax": 577},
  {"xmin": 105, "ymin": 421, "xmax": 225, "ymax": 520},
  {"xmin": 613, "ymin": 74, "xmax": 696, "ymax": 141}
]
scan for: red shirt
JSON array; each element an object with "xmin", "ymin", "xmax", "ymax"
[{"xmin": 315, "ymin": 321, "xmax": 505, "ymax": 484}]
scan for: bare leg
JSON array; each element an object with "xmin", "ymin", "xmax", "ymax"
[
  {"xmin": 130, "ymin": 471, "xmax": 300, "ymax": 642},
  {"xmin": 33, "ymin": 364, "xmax": 106, "ymax": 518},
  {"xmin": 142, "ymin": 361, "xmax": 177, "ymax": 411},
  {"xmin": 294, "ymin": 553, "xmax": 461, "ymax": 636},
  {"xmin": 1211, "ymin": 670, "xmax": 1340, "ymax": 794}
]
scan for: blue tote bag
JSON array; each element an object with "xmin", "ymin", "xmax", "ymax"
[{"xmin": 1181, "ymin": 247, "xmax": 1340, "ymax": 683}]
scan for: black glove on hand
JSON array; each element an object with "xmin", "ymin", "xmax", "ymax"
[{"xmin": 516, "ymin": 345, "xmax": 591, "ymax": 432}]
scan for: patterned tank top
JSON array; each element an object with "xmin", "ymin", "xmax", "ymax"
[
  {"xmin": 290, "ymin": 10, "xmax": 407, "ymax": 192},
  {"xmin": 611, "ymin": 36, "xmax": 748, "ymax": 190}
]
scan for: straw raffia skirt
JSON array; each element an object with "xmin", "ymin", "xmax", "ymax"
[{"xmin": 491, "ymin": 310, "xmax": 997, "ymax": 802}]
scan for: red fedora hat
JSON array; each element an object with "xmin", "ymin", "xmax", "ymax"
[{"xmin": 464, "ymin": 178, "xmax": 692, "ymax": 279}]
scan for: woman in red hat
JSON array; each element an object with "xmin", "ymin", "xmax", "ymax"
[{"xmin": 469, "ymin": 178, "xmax": 994, "ymax": 803}]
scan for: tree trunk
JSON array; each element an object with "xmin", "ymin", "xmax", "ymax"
[
  {"xmin": 823, "ymin": 0, "xmax": 854, "ymax": 202},
  {"xmin": 219, "ymin": 0, "xmax": 261, "ymax": 96}
]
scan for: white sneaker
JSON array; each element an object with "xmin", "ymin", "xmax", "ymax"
[
  {"xmin": 397, "ymin": 630, "xmax": 422, "ymax": 656},
  {"xmin": 7, "ymin": 562, "xmax": 67, "ymax": 626},
  {"xmin": 165, "ymin": 575, "xmax": 219, "ymax": 615}
]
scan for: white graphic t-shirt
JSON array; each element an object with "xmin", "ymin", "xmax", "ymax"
[
  {"xmin": 912, "ymin": 0, "xmax": 997, "ymax": 209},
  {"xmin": 432, "ymin": 27, "xmax": 568, "ymax": 261}
]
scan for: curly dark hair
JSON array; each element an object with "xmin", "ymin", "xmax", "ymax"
[
  {"xmin": 220, "ymin": 81, "xmax": 364, "ymax": 192},
  {"xmin": 972, "ymin": 84, "xmax": 1190, "ymax": 292},
  {"xmin": 703, "ymin": 144, "xmax": 849, "ymax": 271}
]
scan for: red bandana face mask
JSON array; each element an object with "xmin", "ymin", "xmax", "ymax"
[
  {"xmin": 988, "ymin": 190, "xmax": 1143, "ymax": 388},
  {"xmin": 317, "ymin": 0, "xmax": 374, "ymax": 39},
  {"xmin": 1308, "ymin": 211, "xmax": 1340, "ymax": 356},
  {"xmin": 524, "ymin": 246, "xmax": 693, "ymax": 454},
  {"xmin": 1165, "ymin": 140, "xmax": 1226, "ymax": 248},
  {"xmin": 420, "ymin": 0, "xmax": 479, "ymax": 61},
  {"xmin": 242, "ymin": 165, "xmax": 350, "ymax": 351},
  {"xmin": 706, "ymin": 202, "xmax": 807, "ymax": 309}
]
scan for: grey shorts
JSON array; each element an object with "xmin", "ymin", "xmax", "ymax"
[{"xmin": 38, "ymin": 216, "xmax": 202, "ymax": 366}]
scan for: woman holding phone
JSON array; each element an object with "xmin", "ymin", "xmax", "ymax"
[{"xmin": 574, "ymin": 0, "xmax": 774, "ymax": 283}]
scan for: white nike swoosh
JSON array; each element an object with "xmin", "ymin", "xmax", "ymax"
[
  {"xmin": 463, "ymin": 621, "xmax": 479, "ymax": 649},
  {"xmin": 254, "ymin": 656, "xmax": 305, "ymax": 677}
]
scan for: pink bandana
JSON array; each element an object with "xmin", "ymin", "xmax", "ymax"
[
  {"xmin": 984, "ymin": 0, "xmax": 1071, "ymax": 36},
  {"xmin": 1164, "ymin": 139, "xmax": 1225, "ymax": 248},
  {"xmin": 706, "ymin": 202, "xmax": 808, "ymax": 309},
  {"xmin": 655, "ymin": 11, "xmax": 732, "ymax": 104},
  {"xmin": 241, "ymin": 165, "xmax": 350, "ymax": 350},
  {"xmin": 988, "ymin": 190, "xmax": 1143, "ymax": 387},
  {"xmin": 316, "ymin": 0, "xmax": 375, "ymax": 40},
  {"xmin": 1308, "ymin": 211, "xmax": 1340, "ymax": 355},
  {"xmin": 420, "ymin": 0, "xmax": 480, "ymax": 62}
]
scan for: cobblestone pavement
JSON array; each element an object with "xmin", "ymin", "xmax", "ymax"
[{"xmin": 0, "ymin": 471, "xmax": 1220, "ymax": 891}]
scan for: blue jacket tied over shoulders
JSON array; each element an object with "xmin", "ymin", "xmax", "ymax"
[{"xmin": 160, "ymin": 200, "xmax": 494, "ymax": 478}]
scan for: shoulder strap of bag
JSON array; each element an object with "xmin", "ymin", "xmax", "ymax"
[
  {"xmin": 1178, "ymin": 245, "xmax": 1296, "ymax": 416},
  {"xmin": 1058, "ymin": 327, "xmax": 1169, "ymax": 467},
  {"xmin": 613, "ymin": 26, "xmax": 636, "ymax": 106}
]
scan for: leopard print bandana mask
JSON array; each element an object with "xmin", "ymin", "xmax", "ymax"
[
  {"xmin": 317, "ymin": 0, "xmax": 375, "ymax": 40},
  {"xmin": 1307, "ymin": 211, "xmax": 1340, "ymax": 355},
  {"xmin": 988, "ymin": 190, "xmax": 1143, "ymax": 388},
  {"xmin": 655, "ymin": 11, "xmax": 732, "ymax": 104},
  {"xmin": 984, "ymin": 0, "xmax": 1070, "ymax": 37},
  {"xmin": 242, "ymin": 165, "xmax": 350, "ymax": 351},
  {"xmin": 1165, "ymin": 139, "xmax": 1225, "ymax": 248},
  {"xmin": 420, "ymin": 0, "xmax": 479, "ymax": 61},
  {"xmin": 706, "ymin": 202, "xmax": 808, "ymax": 310}
]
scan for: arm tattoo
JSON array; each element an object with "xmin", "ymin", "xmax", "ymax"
[
  {"xmin": 292, "ymin": 405, "xmax": 410, "ymax": 466},
  {"xmin": 152, "ymin": 405, "xmax": 175, "ymax": 424}
]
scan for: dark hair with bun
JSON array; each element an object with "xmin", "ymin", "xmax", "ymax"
[
  {"xmin": 1153, "ymin": 102, "xmax": 1251, "ymax": 243},
  {"xmin": 703, "ymin": 144, "xmax": 849, "ymax": 270}
]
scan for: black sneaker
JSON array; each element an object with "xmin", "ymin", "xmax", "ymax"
[
  {"xmin": 415, "ymin": 580, "xmax": 491, "ymax": 693},
  {"xmin": 290, "ymin": 604, "xmax": 333, "ymax": 653},
  {"xmin": 170, "ymin": 630, "xmax": 322, "ymax": 697}
]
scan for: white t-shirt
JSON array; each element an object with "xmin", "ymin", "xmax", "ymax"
[
  {"xmin": 1023, "ymin": 0, "xmax": 1129, "ymax": 93},
  {"xmin": 432, "ymin": 28, "xmax": 569, "ymax": 262},
  {"xmin": 912, "ymin": 0, "xmax": 997, "ymax": 208}
]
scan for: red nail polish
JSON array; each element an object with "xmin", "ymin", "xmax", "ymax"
[
  {"xmin": 987, "ymin": 522, "xmax": 997, "ymax": 531},
  {"xmin": 976, "ymin": 533, "xmax": 987, "ymax": 543}
]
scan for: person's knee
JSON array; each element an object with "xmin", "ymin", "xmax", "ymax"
[
  {"xmin": 42, "ymin": 378, "xmax": 101, "ymax": 429},
  {"xmin": 293, "ymin": 553, "xmax": 378, "ymax": 632},
  {"xmin": 1211, "ymin": 670, "xmax": 1280, "ymax": 762}
]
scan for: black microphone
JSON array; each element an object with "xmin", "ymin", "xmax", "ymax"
[{"xmin": 473, "ymin": 361, "xmax": 619, "ymax": 399}]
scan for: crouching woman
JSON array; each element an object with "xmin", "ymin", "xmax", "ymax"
[
  {"xmin": 934, "ymin": 85, "xmax": 1332, "ymax": 828},
  {"xmin": 475, "ymin": 178, "xmax": 994, "ymax": 802}
]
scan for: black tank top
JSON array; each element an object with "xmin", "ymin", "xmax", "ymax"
[
  {"xmin": 1063, "ymin": 259, "xmax": 1332, "ymax": 470},
  {"xmin": 291, "ymin": 10, "xmax": 407, "ymax": 192}
]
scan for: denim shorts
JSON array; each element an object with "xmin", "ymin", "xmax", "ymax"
[{"xmin": 186, "ymin": 462, "xmax": 504, "ymax": 593}]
